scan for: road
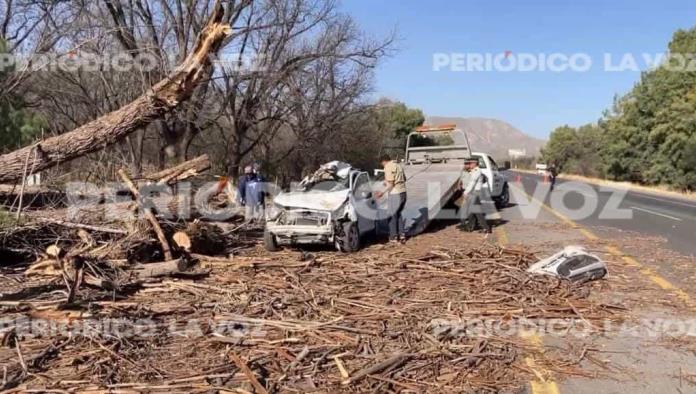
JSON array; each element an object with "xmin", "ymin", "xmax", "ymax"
[{"xmin": 508, "ymin": 170, "xmax": 696, "ymax": 257}]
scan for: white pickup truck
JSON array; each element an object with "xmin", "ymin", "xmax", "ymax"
[{"xmin": 469, "ymin": 152, "xmax": 510, "ymax": 208}]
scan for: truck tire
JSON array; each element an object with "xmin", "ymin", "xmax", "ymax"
[
  {"xmin": 495, "ymin": 184, "xmax": 510, "ymax": 209},
  {"xmin": 336, "ymin": 221, "xmax": 360, "ymax": 253},
  {"xmin": 263, "ymin": 229, "xmax": 279, "ymax": 252},
  {"xmin": 460, "ymin": 214, "xmax": 479, "ymax": 232}
]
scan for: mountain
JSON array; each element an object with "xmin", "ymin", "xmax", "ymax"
[{"xmin": 427, "ymin": 116, "xmax": 545, "ymax": 159}]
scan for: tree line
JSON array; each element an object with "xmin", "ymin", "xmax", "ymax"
[
  {"xmin": 0, "ymin": 0, "xmax": 425, "ymax": 186},
  {"xmin": 542, "ymin": 27, "xmax": 696, "ymax": 191}
]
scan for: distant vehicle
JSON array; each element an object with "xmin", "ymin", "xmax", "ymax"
[
  {"xmin": 264, "ymin": 161, "xmax": 377, "ymax": 253},
  {"xmin": 535, "ymin": 163, "xmax": 549, "ymax": 176}
]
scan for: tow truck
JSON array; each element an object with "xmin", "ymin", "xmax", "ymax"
[{"xmin": 399, "ymin": 124, "xmax": 510, "ymax": 236}]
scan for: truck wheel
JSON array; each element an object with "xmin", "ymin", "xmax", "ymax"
[
  {"xmin": 461, "ymin": 215, "xmax": 479, "ymax": 232},
  {"xmin": 336, "ymin": 221, "xmax": 360, "ymax": 253},
  {"xmin": 263, "ymin": 229, "xmax": 279, "ymax": 252},
  {"xmin": 495, "ymin": 184, "xmax": 510, "ymax": 209}
]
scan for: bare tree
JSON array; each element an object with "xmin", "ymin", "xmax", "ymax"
[
  {"xmin": 0, "ymin": 0, "xmax": 69, "ymax": 96},
  {"xmin": 206, "ymin": 0, "xmax": 392, "ymax": 176},
  {"xmin": 2, "ymin": 0, "xmax": 395, "ymax": 182},
  {"xmin": 18, "ymin": 0, "xmax": 254, "ymax": 174},
  {"xmin": 0, "ymin": 0, "xmax": 244, "ymax": 182}
]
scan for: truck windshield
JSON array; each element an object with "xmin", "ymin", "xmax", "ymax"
[{"xmin": 409, "ymin": 133, "xmax": 455, "ymax": 147}]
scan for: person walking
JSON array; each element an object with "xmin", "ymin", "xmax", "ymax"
[
  {"xmin": 459, "ymin": 157, "xmax": 492, "ymax": 233},
  {"xmin": 548, "ymin": 162, "xmax": 558, "ymax": 191},
  {"xmin": 375, "ymin": 154, "xmax": 407, "ymax": 243}
]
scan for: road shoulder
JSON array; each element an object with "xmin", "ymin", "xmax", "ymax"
[{"xmin": 496, "ymin": 182, "xmax": 696, "ymax": 394}]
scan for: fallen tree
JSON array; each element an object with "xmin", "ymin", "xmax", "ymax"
[{"xmin": 0, "ymin": 3, "xmax": 230, "ymax": 183}]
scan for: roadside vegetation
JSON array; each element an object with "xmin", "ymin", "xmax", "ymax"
[
  {"xmin": 542, "ymin": 27, "xmax": 696, "ymax": 191},
  {"xmin": 0, "ymin": 208, "xmax": 16, "ymax": 228},
  {"xmin": 0, "ymin": 39, "xmax": 44, "ymax": 153}
]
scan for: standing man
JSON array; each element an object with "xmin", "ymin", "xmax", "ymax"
[
  {"xmin": 459, "ymin": 157, "xmax": 492, "ymax": 233},
  {"xmin": 375, "ymin": 154, "xmax": 407, "ymax": 243},
  {"xmin": 252, "ymin": 162, "xmax": 266, "ymax": 219},
  {"xmin": 238, "ymin": 165, "xmax": 263, "ymax": 222}
]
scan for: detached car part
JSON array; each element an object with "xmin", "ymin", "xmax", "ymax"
[{"xmin": 527, "ymin": 246, "xmax": 607, "ymax": 283}]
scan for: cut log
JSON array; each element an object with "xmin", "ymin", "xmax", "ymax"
[
  {"xmin": 133, "ymin": 258, "xmax": 190, "ymax": 279},
  {"xmin": 172, "ymin": 222, "xmax": 226, "ymax": 255},
  {"xmin": 0, "ymin": 185, "xmax": 64, "ymax": 209},
  {"xmin": 0, "ymin": 3, "xmax": 230, "ymax": 183},
  {"xmin": 144, "ymin": 154, "xmax": 211, "ymax": 185}
]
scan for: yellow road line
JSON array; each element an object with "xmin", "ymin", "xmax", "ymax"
[
  {"xmin": 497, "ymin": 219, "xmax": 559, "ymax": 393},
  {"xmin": 605, "ymin": 246, "xmax": 691, "ymax": 303},
  {"xmin": 509, "ymin": 183, "xmax": 691, "ymax": 305},
  {"xmin": 500, "ymin": 184, "xmax": 690, "ymax": 393},
  {"xmin": 530, "ymin": 380, "xmax": 561, "ymax": 394},
  {"xmin": 520, "ymin": 332, "xmax": 560, "ymax": 394}
]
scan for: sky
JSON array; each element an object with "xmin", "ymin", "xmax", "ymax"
[{"xmin": 340, "ymin": 0, "xmax": 696, "ymax": 139}]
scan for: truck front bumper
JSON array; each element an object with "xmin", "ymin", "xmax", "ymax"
[{"xmin": 266, "ymin": 223, "xmax": 335, "ymax": 245}]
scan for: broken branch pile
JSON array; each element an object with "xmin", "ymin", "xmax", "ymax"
[{"xmin": 0, "ymin": 238, "xmax": 626, "ymax": 392}]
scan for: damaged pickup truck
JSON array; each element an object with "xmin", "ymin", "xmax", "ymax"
[{"xmin": 264, "ymin": 161, "xmax": 378, "ymax": 253}]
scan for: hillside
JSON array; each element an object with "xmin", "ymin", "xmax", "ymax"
[{"xmin": 427, "ymin": 116, "xmax": 545, "ymax": 159}]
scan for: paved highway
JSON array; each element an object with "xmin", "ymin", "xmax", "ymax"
[{"xmin": 508, "ymin": 170, "xmax": 696, "ymax": 257}]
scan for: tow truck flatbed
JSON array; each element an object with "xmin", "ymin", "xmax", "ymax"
[{"xmin": 402, "ymin": 163, "xmax": 464, "ymax": 236}]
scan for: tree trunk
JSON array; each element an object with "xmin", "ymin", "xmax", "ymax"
[
  {"xmin": 178, "ymin": 123, "xmax": 198, "ymax": 162},
  {"xmin": 228, "ymin": 139, "xmax": 242, "ymax": 177},
  {"xmin": 0, "ymin": 2, "xmax": 230, "ymax": 183},
  {"xmin": 227, "ymin": 120, "xmax": 250, "ymax": 177}
]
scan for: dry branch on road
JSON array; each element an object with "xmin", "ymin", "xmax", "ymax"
[{"xmin": 0, "ymin": 239, "xmax": 625, "ymax": 392}]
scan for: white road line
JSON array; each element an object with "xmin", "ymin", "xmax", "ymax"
[
  {"xmin": 631, "ymin": 206, "xmax": 683, "ymax": 222},
  {"xmin": 631, "ymin": 194, "xmax": 696, "ymax": 209},
  {"xmin": 519, "ymin": 171, "xmax": 696, "ymax": 209}
]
